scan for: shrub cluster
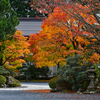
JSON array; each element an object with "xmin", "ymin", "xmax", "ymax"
[
  {"xmin": 48, "ymin": 54, "xmax": 92, "ymax": 92},
  {"xmin": 57, "ymin": 54, "xmax": 91, "ymax": 91},
  {"xmin": 18, "ymin": 63, "xmax": 51, "ymax": 80}
]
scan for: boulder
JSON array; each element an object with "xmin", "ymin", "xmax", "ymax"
[
  {"xmin": 6, "ymin": 76, "xmax": 21, "ymax": 87},
  {"xmin": 0, "ymin": 66, "xmax": 21, "ymax": 87}
]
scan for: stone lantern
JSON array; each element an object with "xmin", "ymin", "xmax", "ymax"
[
  {"xmin": 87, "ymin": 66, "xmax": 95, "ymax": 89},
  {"xmin": 85, "ymin": 66, "xmax": 96, "ymax": 93}
]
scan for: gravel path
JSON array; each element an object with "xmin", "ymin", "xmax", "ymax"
[
  {"xmin": 0, "ymin": 82, "xmax": 100, "ymax": 100},
  {"xmin": 0, "ymin": 90, "xmax": 100, "ymax": 100}
]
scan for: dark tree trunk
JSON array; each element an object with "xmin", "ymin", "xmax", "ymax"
[
  {"xmin": 0, "ymin": 58, "xmax": 3, "ymax": 66},
  {"xmin": 57, "ymin": 62, "xmax": 60, "ymax": 68},
  {"xmin": 0, "ymin": 46, "xmax": 3, "ymax": 66}
]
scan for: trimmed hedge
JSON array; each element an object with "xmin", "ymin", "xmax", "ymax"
[
  {"xmin": 0, "ymin": 75, "xmax": 6, "ymax": 86},
  {"xmin": 49, "ymin": 77, "xmax": 57, "ymax": 90}
]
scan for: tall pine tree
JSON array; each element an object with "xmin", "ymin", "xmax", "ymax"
[{"xmin": 0, "ymin": 0, "xmax": 19, "ymax": 41}]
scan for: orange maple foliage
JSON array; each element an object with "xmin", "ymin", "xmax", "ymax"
[
  {"xmin": 29, "ymin": 0, "xmax": 100, "ymax": 67},
  {"xmin": 89, "ymin": 53, "xmax": 100, "ymax": 63},
  {"xmin": 2, "ymin": 30, "xmax": 30, "ymax": 70},
  {"xmin": 28, "ymin": 9, "xmax": 91, "ymax": 68},
  {"xmin": 31, "ymin": 0, "xmax": 100, "ymax": 39}
]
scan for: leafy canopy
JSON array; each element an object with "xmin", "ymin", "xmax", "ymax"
[
  {"xmin": 1, "ymin": 31, "xmax": 30, "ymax": 70},
  {"xmin": 29, "ymin": 1, "xmax": 100, "ymax": 68},
  {"xmin": 10, "ymin": 0, "xmax": 36, "ymax": 17}
]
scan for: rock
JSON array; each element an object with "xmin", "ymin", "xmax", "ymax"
[
  {"xmin": 6, "ymin": 76, "xmax": 21, "ymax": 87},
  {"xmin": 0, "ymin": 66, "xmax": 21, "ymax": 87},
  {"xmin": 6, "ymin": 76, "xmax": 14, "ymax": 84}
]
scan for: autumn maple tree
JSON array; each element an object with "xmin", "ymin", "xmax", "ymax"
[
  {"xmin": 29, "ymin": 31, "xmax": 89, "ymax": 68},
  {"xmin": 0, "ymin": 30, "xmax": 30, "ymax": 71},
  {"xmin": 28, "ymin": 8, "xmax": 90, "ymax": 67},
  {"xmin": 32, "ymin": 0, "xmax": 100, "ymax": 39},
  {"xmin": 29, "ymin": 0, "xmax": 100, "ymax": 68},
  {"xmin": 31, "ymin": 0, "xmax": 68, "ymax": 18},
  {"xmin": 47, "ymin": 3, "xmax": 100, "ymax": 62}
]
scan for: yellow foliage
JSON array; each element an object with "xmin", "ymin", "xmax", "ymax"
[
  {"xmin": 88, "ymin": 53, "xmax": 100, "ymax": 63},
  {"xmin": 2, "ymin": 30, "xmax": 30, "ymax": 70}
]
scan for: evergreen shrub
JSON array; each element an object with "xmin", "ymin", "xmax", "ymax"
[
  {"xmin": 56, "ymin": 77, "xmax": 71, "ymax": 90},
  {"xmin": 19, "ymin": 63, "xmax": 51, "ymax": 80},
  {"xmin": 57, "ymin": 54, "xmax": 91, "ymax": 91}
]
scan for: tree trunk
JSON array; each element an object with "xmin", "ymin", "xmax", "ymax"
[
  {"xmin": 0, "ymin": 46, "xmax": 3, "ymax": 66},
  {"xmin": 57, "ymin": 62, "xmax": 60, "ymax": 68},
  {"xmin": 0, "ymin": 58, "xmax": 3, "ymax": 66}
]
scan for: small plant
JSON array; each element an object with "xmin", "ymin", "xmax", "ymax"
[{"xmin": 0, "ymin": 75, "xmax": 6, "ymax": 86}]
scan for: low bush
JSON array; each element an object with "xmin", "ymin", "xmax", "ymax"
[
  {"xmin": 0, "ymin": 75, "xmax": 6, "ymax": 86},
  {"xmin": 49, "ymin": 77, "xmax": 57, "ymax": 90},
  {"xmin": 8, "ymin": 83, "xmax": 20, "ymax": 87}
]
